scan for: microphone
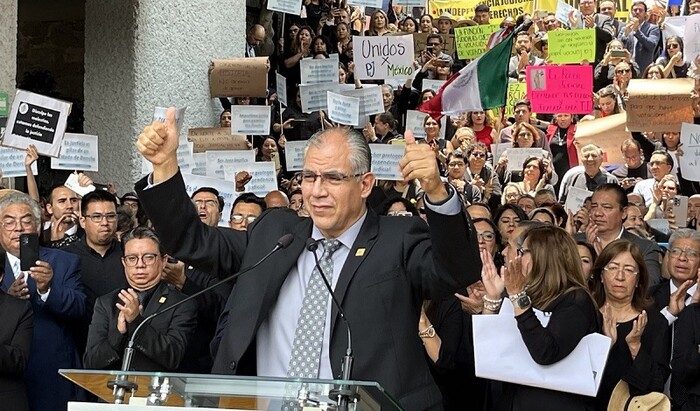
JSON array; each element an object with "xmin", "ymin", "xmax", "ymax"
[
  {"xmin": 108, "ymin": 233, "xmax": 294, "ymax": 403},
  {"xmin": 304, "ymin": 238, "xmax": 356, "ymax": 411}
]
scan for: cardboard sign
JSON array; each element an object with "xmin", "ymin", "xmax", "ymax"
[
  {"xmin": 284, "ymin": 140, "xmax": 307, "ymax": 171},
  {"xmin": 205, "ymin": 150, "xmax": 255, "ymax": 180},
  {"xmin": 574, "ymin": 113, "xmax": 630, "ymax": 165},
  {"xmin": 300, "ymin": 83, "xmax": 354, "ymax": 113},
  {"xmin": 209, "ymin": 57, "xmax": 269, "ymax": 98},
  {"xmin": 564, "ymin": 186, "xmax": 593, "ymax": 214},
  {"xmin": 276, "ymin": 72, "xmax": 288, "ymax": 107},
  {"xmin": 0, "ymin": 146, "xmax": 38, "ymax": 178},
  {"xmin": 267, "ymin": 0, "xmax": 303, "ymax": 15},
  {"xmin": 370, "ymin": 144, "xmax": 405, "ymax": 181},
  {"xmin": 51, "ymin": 133, "xmax": 99, "ymax": 172},
  {"xmin": 412, "ymin": 32, "xmax": 456, "ymax": 59},
  {"xmin": 454, "ymin": 24, "xmax": 499, "ymax": 60},
  {"xmin": 300, "ymin": 55, "xmax": 340, "ymax": 85},
  {"xmin": 684, "ymin": 14, "xmax": 700, "ymax": 63},
  {"xmin": 526, "ymin": 66, "xmax": 593, "ymax": 114},
  {"xmin": 183, "ymin": 173, "xmax": 238, "ymax": 227},
  {"xmin": 2, "ymin": 90, "xmax": 72, "ymax": 157},
  {"xmin": 188, "ymin": 128, "xmax": 249, "ymax": 153},
  {"xmin": 339, "ymin": 86, "xmax": 385, "ymax": 117},
  {"xmin": 679, "ymin": 122, "xmax": 700, "ymax": 182},
  {"xmin": 548, "ymin": 29, "xmax": 596, "ymax": 64},
  {"xmin": 327, "ymin": 91, "xmax": 360, "ymax": 126},
  {"xmin": 505, "ymin": 148, "xmax": 547, "ymax": 172},
  {"xmin": 625, "ymin": 78, "xmax": 694, "ymax": 133},
  {"xmin": 353, "ymin": 35, "xmax": 415, "ymax": 80},
  {"xmin": 505, "ymin": 83, "xmax": 527, "ymax": 119},
  {"xmin": 231, "ymin": 106, "xmax": 271, "ymax": 135},
  {"xmin": 225, "ymin": 161, "xmax": 278, "ymax": 197}
]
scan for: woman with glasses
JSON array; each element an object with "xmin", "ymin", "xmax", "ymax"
[
  {"xmin": 464, "ymin": 142, "xmax": 502, "ymax": 206},
  {"xmin": 480, "ymin": 225, "xmax": 600, "ymax": 410},
  {"xmin": 445, "ymin": 151, "xmax": 482, "ymax": 205},
  {"xmin": 656, "ymin": 36, "xmax": 688, "ymax": 78},
  {"xmin": 643, "ymin": 174, "xmax": 680, "ymax": 225},
  {"xmin": 594, "ymin": 39, "xmax": 639, "ymax": 90},
  {"xmin": 379, "ymin": 197, "xmax": 419, "ymax": 217},
  {"xmin": 590, "ymin": 239, "xmax": 670, "ymax": 410}
]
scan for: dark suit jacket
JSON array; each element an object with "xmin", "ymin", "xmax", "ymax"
[
  {"xmin": 649, "ymin": 279, "xmax": 672, "ymax": 312},
  {"xmin": 619, "ymin": 20, "xmax": 660, "ymax": 72},
  {"xmin": 83, "ymin": 281, "xmax": 197, "ymax": 371},
  {"xmin": 573, "ymin": 13, "xmax": 615, "ymax": 64},
  {"xmin": 1, "ymin": 248, "xmax": 86, "ymax": 411},
  {"xmin": 136, "ymin": 171, "xmax": 481, "ymax": 411},
  {"xmin": 0, "ymin": 290, "xmax": 32, "ymax": 411},
  {"xmin": 671, "ymin": 303, "xmax": 700, "ymax": 409}
]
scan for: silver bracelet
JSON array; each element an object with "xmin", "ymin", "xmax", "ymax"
[{"xmin": 482, "ymin": 296, "xmax": 502, "ymax": 311}]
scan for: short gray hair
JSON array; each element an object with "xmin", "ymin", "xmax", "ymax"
[
  {"xmin": 0, "ymin": 192, "xmax": 42, "ymax": 228},
  {"xmin": 304, "ymin": 128, "xmax": 371, "ymax": 175},
  {"xmin": 121, "ymin": 226, "xmax": 165, "ymax": 255},
  {"xmin": 669, "ymin": 228, "xmax": 700, "ymax": 250}
]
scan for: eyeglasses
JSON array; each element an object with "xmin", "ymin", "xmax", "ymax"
[
  {"xmin": 669, "ymin": 247, "xmax": 700, "ymax": 260},
  {"xmin": 1, "ymin": 217, "xmax": 35, "ymax": 231},
  {"xmin": 123, "ymin": 253, "xmax": 161, "ymax": 267},
  {"xmin": 193, "ymin": 199, "xmax": 219, "ymax": 208},
  {"xmin": 448, "ymin": 162, "xmax": 465, "ymax": 167},
  {"xmin": 478, "ymin": 231, "xmax": 496, "ymax": 241},
  {"xmin": 544, "ymin": 19, "xmax": 557, "ymax": 24},
  {"xmin": 230, "ymin": 214, "xmax": 257, "ymax": 225},
  {"xmin": 300, "ymin": 170, "xmax": 365, "ymax": 186},
  {"xmin": 471, "ymin": 152, "xmax": 486, "ymax": 159},
  {"xmin": 84, "ymin": 213, "xmax": 118, "ymax": 223},
  {"xmin": 632, "ymin": 7, "xmax": 645, "ymax": 12},
  {"xmin": 387, "ymin": 210, "xmax": 413, "ymax": 217},
  {"xmin": 516, "ymin": 247, "xmax": 530, "ymax": 256},
  {"xmin": 603, "ymin": 262, "xmax": 638, "ymax": 276},
  {"xmin": 668, "ymin": 44, "xmax": 680, "ymax": 49},
  {"xmin": 615, "ymin": 69, "xmax": 631, "ymax": 74},
  {"xmin": 427, "ymin": 42, "xmax": 441, "ymax": 47}
]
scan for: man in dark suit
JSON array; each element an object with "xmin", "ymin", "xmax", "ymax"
[
  {"xmin": 84, "ymin": 227, "xmax": 197, "ymax": 371},
  {"xmin": 0, "ymin": 191, "xmax": 87, "ymax": 411},
  {"xmin": 569, "ymin": 0, "xmax": 615, "ymax": 64},
  {"xmin": 135, "ymin": 108, "xmax": 481, "ymax": 411},
  {"xmin": 618, "ymin": 0, "xmax": 660, "ymax": 72}
]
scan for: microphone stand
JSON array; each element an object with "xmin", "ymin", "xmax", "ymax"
[{"xmin": 107, "ymin": 234, "xmax": 295, "ymax": 403}]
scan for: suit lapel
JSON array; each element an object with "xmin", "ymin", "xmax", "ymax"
[
  {"xmin": 143, "ymin": 283, "xmax": 169, "ymax": 316},
  {"xmin": 330, "ymin": 211, "xmax": 379, "ymax": 336}
]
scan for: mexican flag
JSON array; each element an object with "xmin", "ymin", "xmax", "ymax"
[{"xmin": 418, "ymin": 29, "xmax": 515, "ymax": 116}]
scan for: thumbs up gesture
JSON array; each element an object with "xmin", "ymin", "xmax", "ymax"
[
  {"xmin": 399, "ymin": 129, "xmax": 448, "ymax": 203},
  {"xmin": 136, "ymin": 106, "xmax": 180, "ymax": 183}
]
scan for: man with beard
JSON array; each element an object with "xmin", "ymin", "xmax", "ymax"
[{"xmin": 508, "ymin": 31, "xmax": 544, "ymax": 81}]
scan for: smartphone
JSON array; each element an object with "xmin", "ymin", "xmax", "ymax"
[
  {"xmin": 672, "ymin": 195, "xmax": 689, "ymax": 225},
  {"xmin": 20, "ymin": 233, "xmax": 39, "ymax": 272},
  {"xmin": 167, "ymin": 257, "xmax": 178, "ymax": 264},
  {"xmin": 426, "ymin": 45, "xmax": 434, "ymax": 54},
  {"xmin": 433, "ymin": 59, "xmax": 449, "ymax": 67},
  {"xmin": 611, "ymin": 50, "xmax": 626, "ymax": 58}
]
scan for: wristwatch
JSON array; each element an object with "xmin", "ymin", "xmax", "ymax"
[{"xmin": 509, "ymin": 291, "xmax": 532, "ymax": 310}]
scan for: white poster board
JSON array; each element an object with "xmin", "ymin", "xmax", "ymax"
[
  {"xmin": 684, "ymin": 14, "xmax": 700, "ymax": 63},
  {"xmin": 679, "ymin": 122, "xmax": 700, "ymax": 181},
  {"xmin": 370, "ymin": 144, "xmax": 405, "ymax": 181},
  {"xmin": 564, "ymin": 186, "xmax": 593, "ymax": 214},
  {"xmin": 205, "ymin": 150, "xmax": 256, "ymax": 180},
  {"xmin": 505, "ymin": 148, "xmax": 547, "ymax": 172},
  {"xmin": 284, "ymin": 140, "xmax": 307, "ymax": 171},
  {"xmin": 51, "ymin": 133, "xmax": 99, "ymax": 172},
  {"xmin": 352, "ymin": 35, "xmax": 416, "ymax": 80},
  {"xmin": 276, "ymin": 72, "xmax": 288, "ymax": 107},
  {"xmin": 231, "ymin": 106, "xmax": 271, "ymax": 135},
  {"xmin": 267, "ymin": 0, "xmax": 303, "ymax": 15},
  {"xmin": 0, "ymin": 146, "xmax": 38, "ymax": 178},
  {"xmin": 327, "ymin": 92, "xmax": 360, "ymax": 126},
  {"xmin": 300, "ymin": 83, "xmax": 355, "ymax": 113},
  {"xmin": 339, "ymin": 86, "xmax": 385, "ymax": 117},
  {"xmin": 300, "ymin": 55, "xmax": 340, "ymax": 85},
  {"xmin": 404, "ymin": 110, "xmax": 446, "ymax": 139},
  {"xmin": 225, "ymin": 161, "xmax": 278, "ymax": 197}
]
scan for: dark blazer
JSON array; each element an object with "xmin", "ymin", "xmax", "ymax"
[
  {"xmin": 1, "ymin": 248, "xmax": 87, "ymax": 411},
  {"xmin": 619, "ymin": 20, "xmax": 660, "ymax": 73},
  {"xmin": 83, "ymin": 281, "xmax": 197, "ymax": 372},
  {"xmin": 0, "ymin": 290, "xmax": 33, "ymax": 411},
  {"xmin": 649, "ymin": 279, "xmax": 672, "ymax": 312},
  {"xmin": 671, "ymin": 303, "xmax": 700, "ymax": 410},
  {"xmin": 573, "ymin": 14, "xmax": 615, "ymax": 64},
  {"xmin": 136, "ymin": 171, "xmax": 481, "ymax": 411}
]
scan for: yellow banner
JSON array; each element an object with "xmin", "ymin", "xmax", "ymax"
[
  {"xmin": 505, "ymin": 82, "xmax": 528, "ymax": 118},
  {"xmin": 537, "ymin": 0, "xmax": 632, "ymax": 22},
  {"xmin": 429, "ymin": 0, "xmax": 534, "ymax": 21}
]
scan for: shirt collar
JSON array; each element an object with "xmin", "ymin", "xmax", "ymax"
[
  {"xmin": 670, "ymin": 279, "xmax": 698, "ymax": 298},
  {"xmin": 311, "ymin": 210, "xmax": 368, "ymax": 251}
]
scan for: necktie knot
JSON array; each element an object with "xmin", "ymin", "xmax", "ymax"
[{"xmin": 321, "ymin": 239, "xmax": 342, "ymax": 257}]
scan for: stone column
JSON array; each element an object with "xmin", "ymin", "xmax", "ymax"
[
  {"xmin": 0, "ymin": 0, "xmax": 18, "ymax": 108},
  {"xmin": 84, "ymin": 0, "xmax": 245, "ymax": 185}
]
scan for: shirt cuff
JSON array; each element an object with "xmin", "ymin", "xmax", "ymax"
[
  {"xmin": 424, "ymin": 185, "xmax": 461, "ymax": 215},
  {"xmin": 38, "ymin": 287, "xmax": 51, "ymax": 302},
  {"xmin": 661, "ymin": 306, "xmax": 677, "ymax": 325}
]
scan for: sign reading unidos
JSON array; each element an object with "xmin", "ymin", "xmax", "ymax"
[{"xmin": 353, "ymin": 35, "xmax": 415, "ymax": 80}]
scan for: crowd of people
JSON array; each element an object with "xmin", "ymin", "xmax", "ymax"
[{"xmin": 3, "ymin": 0, "xmax": 700, "ymax": 410}]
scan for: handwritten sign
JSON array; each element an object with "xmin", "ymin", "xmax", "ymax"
[
  {"xmin": 300, "ymin": 83, "xmax": 355, "ymax": 113},
  {"xmin": 505, "ymin": 83, "xmax": 527, "ymax": 119},
  {"xmin": 574, "ymin": 113, "xmax": 630, "ymax": 165},
  {"xmin": 679, "ymin": 122, "xmax": 700, "ymax": 181},
  {"xmin": 225, "ymin": 161, "xmax": 278, "ymax": 197},
  {"xmin": 300, "ymin": 55, "xmax": 340, "ymax": 85},
  {"xmin": 231, "ymin": 105, "xmax": 271, "ymax": 135},
  {"xmin": 625, "ymin": 78, "xmax": 694, "ymax": 133},
  {"xmin": 205, "ymin": 150, "xmax": 255, "ymax": 180},
  {"xmin": 339, "ymin": 86, "xmax": 385, "ymax": 116},
  {"xmin": 327, "ymin": 91, "xmax": 360, "ymax": 126},
  {"xmin": 454, "ymin": 24, "xmax": 499, "ymax": 60},
  {"xmin": 284, "ymin": 140, "xmax": 307, "ymax": 171},
  {"xmin": 405, "ymin": 110, "xmax": 447, "ymax": 139},
  {"xmin": 267, "ymin": 0, "xmax": 302, "ymax": 15},
  {"xmin": 526, "ymin": 66, "xmax": 593, "ymax": 114},
  {"xmin": 209, "ymin": 57, "xmax": 269, "ymax": 98},
  {"xmin": 188, "ymin": 128, "xmax": 249, "ymax": 153},
  {"xmin": 183, "ymin": 173, "xmax": 238, "ymax": 227},
  {"xmin": 370, "ymin": 144, "xmax": 405, "ymax": 180},
  {"xmin": 684, "ymin": 15, "xmax": 700, "ymax": 63},
  {"xmin": 548, "ymin": 29, "xmax": 596, "ymax": 64},
  {"xmin": 505, "ymin": 147, "xmax": 547, "ymax": 172},
  {"xmin": 51, "ymin": 133, "xmax": 99, "ymax": 172},
  {"xmin": 564, "ymin": 186, "xmax": 593, "ymax": 214},
  {"xmin": 2, "ymin": 90, "xmax": 71, "ymax": 157},
  {"xmin": 0, "ymin": 146, "xmax": 38, "ymax": 178},
  {"xmin": 353, "ymin": 35, "xmax": 415, "ymax": 80}
]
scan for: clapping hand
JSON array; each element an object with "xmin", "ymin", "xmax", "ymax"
[
  {"xmin": 601, "ymin": 304, "xmax": 618, "ymax": 345},
  {"xmin": 480, "ymin": 249, "xmax": 504, "ymax": 300}
]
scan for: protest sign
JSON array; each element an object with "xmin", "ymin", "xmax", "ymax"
[
  {"xmin": 428, "ymin": 0, "xmax": 533, "ymax": 21},
  {"xmin": 192, "ymin": 153, "xmax": 207, "ymax": 176},
  {"xmin": 339, "ymin": 86, "xmax": 385, "ymax": 117},
  {"xmin": 153, "ymin": 106, "xmax": 186, "ymax": 142},
  {"xmin": 205, "ymin": 150, "xmax": 255, "ymax": 180},
  {"xmin": 493, "ymin": 142, "xmax": 512, "ymax": 163},
  {"xmin": 625, "ymin": 78, "xmax": 694, "ymax": 132},
  {"xmin": 2, "ymin": 90, "xmax": 71, "ymax": 158},
  {"xmin": 0, "ymin": 146, "xmax": 38, "ymax": 178},
  {"xmin": 276, "ymin": 72, "xmax": 288, "ymax": 107},
  {"xmin": 564, "ymin": 186, "xmax": 593, "ymax": 214},
  {"xmin": 348, "ymin": 0, "xmax": 382, "ymax": 6},
  {"xmin": 370, "ymin": 144, "xmax": 405, "ymax": 180},
  {"xmin": 65, "ymin": 173, "xmax": 96, "ymax": 197},
  {"xmin": 209, "ymin": 57, "xmax": 269, "ymax": 98},
  {"xmin": 327, "ymin": 92, "xmax": 360, "ymax": 126},
  {"xmin": 555, "ymin": 0, "xmax": 577, "ymax": 25},
  {"xmin": 188, "ymin": 128, "xmax": 249, "ymax": 153},
  {"xmin": 300, "ymin": 55, "xmax": 340, "ymax": 85},
  {"xmin": 454, "ymin": 24, "xmax": 499, "ymax": 59},
  {"xmin": 405, "ymin": 110, "xmax": 447, "ymax": 139},
  {"xmin": 423, "ymin": 79, "xmax": 446, "ymax": 93},
  {"xmin": 685, "ymin": 14, "xmax": 700, "ymax": 63},
  {"xmin": 679, "ymin": 122, "xmax": 700, "ymax": 181},
  {"xmin": 663, "ymin": 16, "xmax": 686, "ymax": 44},
  {"xmin": 574, "ymin": 113, "xmax": 629, "ymax": 165},
  {"xmin": 300, "ymin": 83, "xmax": 355, "ymax": 113},
  {"xmin": 183, "ymin": 173, "xmax": 238, "ymax": 227},
  {"xmin": 231, "ymin": 106, "xmax": 271, "ymax": 135},
  {"xmin": 353, "ymin": 35, "xmax": 415, "ymax": 80},
  {"xmin": 0, "ymin": 92, "xmax": 7, "ymax": 117},
  {"xmin": 225, "ymin": 161, "xmax": 278, "ymax": 197},
  {"xmin": 177, "ymin": 141, "xmax": 195, "ymax": 175},
  {"xmin": 506, "ymin": 148, "xmax": 547, "ymax": 172},
  {"xmin": 393, "ymin": 0, "xmax": 424, "ymax": 6},
  {"xmin": 51, "ymin": 133, "xmax": 99, "ymax": 172},
  {"xmin": 285, "ymin": 140, "xmax": 307, "ymax": 171},
  {"xmin": 548, "ymin": 29, "xmax": 596, "ymax": 64},
  {"xmin": 267, "ymin": 0, "xmax": 303, "ymax": 15},
  {"xmin": 505, "ymin": 83, "xmax": 527, "ymax": 119},
  {"xmin": 526, "ymin": 65, "xmax": 593, "ymax": 114}
]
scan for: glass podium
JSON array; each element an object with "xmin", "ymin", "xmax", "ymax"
[{"xmin": 60, "ymin": 369, "xmax": 403, "ymax": 410}]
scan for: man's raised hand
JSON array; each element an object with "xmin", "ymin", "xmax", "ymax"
[{"xmin": 136, "ymin": 106, "xmax": 180, "ymax": 182}]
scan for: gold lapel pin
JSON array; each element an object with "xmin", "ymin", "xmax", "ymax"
[
  {"xmin": 355, "ymin": 248, "xmax": 365, "ymax": 257},
  {"xmin": 159, "ymin": 297, "xmax": 166, "ymax": 304}
]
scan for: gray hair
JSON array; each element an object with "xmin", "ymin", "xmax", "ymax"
[
  {"xmin": 581, "ymin": 144, "xmax": 603, "ymax": 156},
  {"xmin": 669, "ymin": 228, "xmax": 700, "ymax": 250},
  {"xmin": 304, "ymin": 128, "xmax": 371, "ymax": 175},
  {"xmin": 0, "ymin": 192, "xmax": 42, "ymax": 228},
  {"xmin": 120, "ymin": 226, "xmax": 165, "ymax": 255}
]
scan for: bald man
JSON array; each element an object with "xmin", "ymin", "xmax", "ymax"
[
  {"xmin": 264, "ymin": 191, "xmax": 289, "ymax": 208},
  {"xmin": 246, "ymin": 24, "xmax": 265, "ymax": 58}
]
